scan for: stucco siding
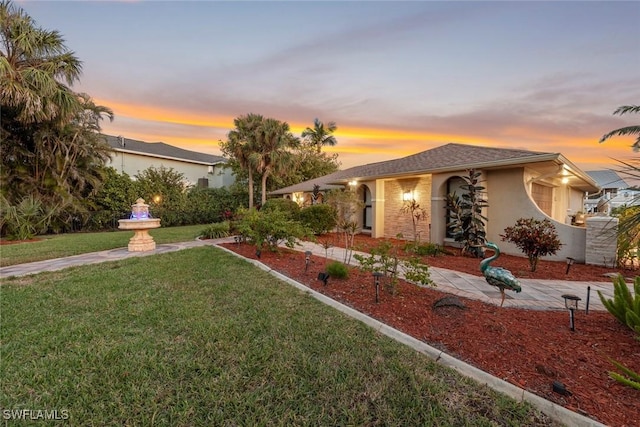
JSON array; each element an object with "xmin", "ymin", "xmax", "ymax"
[
  {"xmin": 107, "ymin": 152, "xmax": 232, "ymax": 188},
  {"xmin": 486, "ymin": 169, "xmax": 586, "ymax": 262},
  {"xmin": 383, "ymin": 176, "xmax": 432, "ymax": 241}
]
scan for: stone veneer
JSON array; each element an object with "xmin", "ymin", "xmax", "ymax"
[
  {"xmin": 585, "ymin": 215, "xmax": 618, "ymax": 267},
  {"xmin": 384, "ymin": 176, "xmax": 432, "ymax": 242}
]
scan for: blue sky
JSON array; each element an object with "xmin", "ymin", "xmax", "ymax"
[{"xmin": 19, "ymin": 0, "xmax": 640, "ymax": 171}]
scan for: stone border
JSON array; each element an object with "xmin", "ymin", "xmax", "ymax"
[{"xmin": 217, "ymin": 245, "xmax": 606, "ymax": 427}]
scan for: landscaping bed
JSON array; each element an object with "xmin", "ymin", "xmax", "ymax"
[{"xmin": 221, "ymin": 238, "xmax": 640, "ymax": 427}]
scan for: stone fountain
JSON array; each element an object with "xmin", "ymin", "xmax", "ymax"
[{"xmin": 118, "ymin": 198, "xmax": 161, "ymax": 252}]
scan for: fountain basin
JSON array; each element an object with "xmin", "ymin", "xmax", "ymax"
[
  {"xmin": 118, "ymin": 198, "xmax": 161, "ymax": 252},
  {"xmin": 118, "ymin": 218, "xmax": 161, "ymax": 251}
]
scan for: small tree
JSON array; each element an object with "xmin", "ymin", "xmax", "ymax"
[
  {"xmin": 401, "ymin": 198, "xmax": 428, "ymax": 244},
  {"xmin": 445, "ymin": 169, "xmax": 488, "ymax": 257},
  {"xmin": 326, "ymin": 189, "xmax": 363, "ymax": 264},
  {"xmin": 501, "ymin": 218, "xmax": 562, "ymax": 272}
]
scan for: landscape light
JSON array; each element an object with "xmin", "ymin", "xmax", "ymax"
[
  {"xmin": 305, "ymin": 251, "xmax": 312, "ymax": 273},
  {"xmin": 373, "ymin": 271, "xmax": 383, "ymax": 303},
  {"xmin": 565, "ymin": 257, "xmax": 575, "ymax": 274},
  {"xmin": 561, "ymin": 294, "xmax": 581, "ymax": 331}
]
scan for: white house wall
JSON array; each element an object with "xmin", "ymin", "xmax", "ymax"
[{"xmin": 107, "ymin": 152, "xmax": 233, "ymax": 188}]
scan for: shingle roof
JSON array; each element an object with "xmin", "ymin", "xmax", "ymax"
[
  {"xmin": 271, "ymin": 143, "xmax": 562, "ymax": 195},
  {"xmin": 104, "ymin": 135, "xmax": 226, "ymax": 165},
  {"xmin": 585, "ymin": 170, "xmax": 631, "ymax": 190}
]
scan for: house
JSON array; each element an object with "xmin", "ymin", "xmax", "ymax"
[
  {"xmin": 271, "ymin": 143, "xmax": 601, "ymax": 262},
  {"xmin": 585, "ymin": 170, "xmax": 637, "ymax": 214},
  {"xmin": 104, "ymin": 135, "xmax": 234, "ymax": 188}
]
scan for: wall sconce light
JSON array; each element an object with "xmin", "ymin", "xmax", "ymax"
[
  {"xmin": 348, "ymin": 180, "xmax": 357, "ymax": 187},
  {"xmin": 561, "ymin": 294, "xmax": 581, "ymax": 331},
  {"xmin": 561, "ymin": 177, "xmax": 569, "ymax": 184},
  {"xmin": 373, "ymin": 271, "xmax": 383, "ymax": 303},
  {"xmin": 565, "ymin": 257, "xmax": 575, "ymax": 274},
  {"xmin": 403, "ymin": 191, "xmax": 413, "ymax": 201}
]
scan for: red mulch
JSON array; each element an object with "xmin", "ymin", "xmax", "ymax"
[{"xmin": 221, "ymin": 235, "xmax": 640, "ymax": 427}]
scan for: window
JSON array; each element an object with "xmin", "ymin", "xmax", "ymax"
[{"xmin": 531, "ymin": 183, "xmax": 552, "ymax": 216}]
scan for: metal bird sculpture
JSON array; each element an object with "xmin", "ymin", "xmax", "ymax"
[{"xmin": 480, "ymin": 242, "xmax": 522, "ymax": 307}]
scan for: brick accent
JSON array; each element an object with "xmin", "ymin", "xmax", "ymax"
[
  {"xmin": 384, "ymin": 176, "xmax": 432, "ymax": 242},
  {"xmin": 585, "ymin": 215, "xmax": 618, "ymax": 267}
]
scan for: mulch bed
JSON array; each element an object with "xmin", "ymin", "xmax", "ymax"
[{"xmin": 220, "ymin": 239, "xmax": 640, "ymax": 427}]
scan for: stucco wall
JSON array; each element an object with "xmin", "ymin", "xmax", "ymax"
[
  {"xmin": 486, "ymin": 169, "xmax": 586, "ymax": 262},
  {"xmin": 383, "ymin": 176, "xmax": 432, "ymax": 241},
  {"xmin": 107, "ymin": 152, "xmax": 233, "ymax": 188}
]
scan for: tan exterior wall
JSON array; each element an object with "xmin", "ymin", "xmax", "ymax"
[
  {"xmin": 106, "ymin": 152, "xmax": 233, "ymax": 188},
  {"xmin": 486, "ymin": 169, "xmax": 586, "ymax": 262},
  {"xmin": 383, "ymin": 176, "xmax": 432, "ymax": 241}
]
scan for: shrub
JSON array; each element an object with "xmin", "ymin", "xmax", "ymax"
[
  {"xmin": 0, "ymin": 195, "xmax": 57, "ymax": 240},
  {"xmin": 598, "ymin": 275, "xmax": 640, "ymax": 390},
  {"xmin": 501, "ymin": 218, "xmax": 562, "ymax": 272},
  {"xmin": 326, "ymin": 261, "xmax": 349, "ymax": 279},
  {"xmin": 354, "ymin": 240, "xmax": 434, "ymax": 295},
  {"xmin": 400, "ymin": 199, "xmax": 429, "ymax": 243},
  {"xmin": 261, "ymin": 198, "xmax": 301, "ymax": 220},
  {"xmin": 299, "ymin": 204, "xmax": 336, "ymax": 235},
  {"xmin": 445, "ymin": 169, "xmax": 488, "ymax": 258},
  {"xmin": 234, "ymin": 208, "xmax": 308, "ymax": 251},
  {"xmin": 200, "ymin": 221, "xmax": 231, "ymax": 239},
  {"xmin": 403, "ymin": 241, "xmax": 445, "ymax": 257},
  {"xmin": 598, "ymin": 275, "xmax": 640, "ymax": 337}
]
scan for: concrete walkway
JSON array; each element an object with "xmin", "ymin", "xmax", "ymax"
[{"xmin": 0, "ymin": 238, "xmax": 622, "ymax": 311}]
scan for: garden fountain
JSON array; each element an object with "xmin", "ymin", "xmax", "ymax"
[{"xmin": 118, "ymin": 198, "xmax": 161, "ymax": 252}]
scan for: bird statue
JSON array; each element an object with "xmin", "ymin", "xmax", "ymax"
[{"xmin": 480, "ymin": 242, "xmax": 522, "ymax": 307}]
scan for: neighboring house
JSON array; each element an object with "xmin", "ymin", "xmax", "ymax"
[
  {"xmin": 104, "ymin": 135, "xmax": 234, "ymax": 188},
  {"xmin": 271, "ymin": 143, "xmax": 600, "ymax": 262},
  {"xmin": 585, "ymin": 170, "xmax": 637, "ymax": 214}
]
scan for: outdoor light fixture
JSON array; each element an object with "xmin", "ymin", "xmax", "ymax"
[
  {"xmin": 403, "ymin": 191, "xmax": 413, "ymax": 201},
  {"xmin": 373, "ymin": 271, "xmax": 383, "ymax": 303},
  {"xmin": 348, "ymin": 180, "xmax": 357, "ymax": 187},
  {"xmin": 565, "ymin": 257, "xmax": 575, "ymax": 274},
  {"xmin": 561, "ymin": 177, "xmax": 569, "ymax": 184},
  {"xmin": 305, "ymin": 251, "xmax": 312, "ymax": 273},
  {"xmin": 561, "ymin": 294, "xmax": 581, "ymax": 331}
]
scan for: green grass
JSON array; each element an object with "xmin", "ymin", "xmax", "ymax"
[
  {"xmin": 0, "ymin": 225, "xmax": 205, "ymax": 267},
  {"xmin": 0, "ymin": 247, "xmax": 558, "ymax": 426}
]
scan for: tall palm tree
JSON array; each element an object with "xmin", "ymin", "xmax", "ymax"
[
  {"xmin": 599, "ymin": 105, "xmax": 640, "ymax": 151},
  {"xmin": 301, "ymin": 118, "xmax": 338, "ymax": 153},
  {"xmin": 252, "ymin": 118, "xmax": 300, "ymax": 205},
  {"xmin": 220, "ymin": 113, "xmax": 264, "ymax": 208}
]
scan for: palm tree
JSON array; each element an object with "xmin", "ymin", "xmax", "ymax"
[
  {"xmin": 0, "ymin": 0, "xmax": 83, "ymax": 124},
  {"xmin": 220, "ymin": 113, "xmax": 264, "ymax": 209},
  {"xmin": 301, "ymin": 118, "xmax": 338, "ymax": 153},
  {"xmin": 0, "ymin": 1, "xmax": 114, "ymax": 231},
  {"xmin": 252, "ymin": 118, "xmax": 300, "ymax": 205},
  {"xmin": 599, "ymin": 105, "xmax": 640, "ymax": 151}
]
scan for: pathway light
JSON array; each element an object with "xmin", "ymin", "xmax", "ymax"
[{"xmin": 561, "ymin": 294, "xmax": 581, "ymax": 331}]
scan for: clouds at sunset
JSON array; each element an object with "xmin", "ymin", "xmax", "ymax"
[{"xmin": 21, "ymin": 0, "xmax": 639, "ymax": 171}]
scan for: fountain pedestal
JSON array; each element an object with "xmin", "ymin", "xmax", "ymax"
[{"xmin": 118, "ymin": 198, "xmax": 161, "ymax": 252}]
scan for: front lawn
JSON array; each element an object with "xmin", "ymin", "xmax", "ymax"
[{"xmin": 0, "ymin": 247, "xmax": 557, "ymax": 426}]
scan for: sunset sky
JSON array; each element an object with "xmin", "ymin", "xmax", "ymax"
[{"xmin": 21, "ymin": 1, "xmax": 640, "ymax": 171}]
